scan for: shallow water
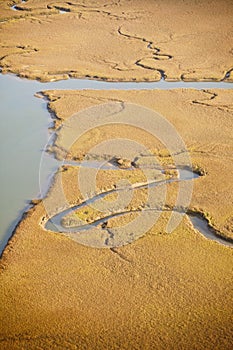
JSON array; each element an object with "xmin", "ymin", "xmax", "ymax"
[
  {"xmin": 45, "ymin": 168, "xmax": 198, "ymax": 234},
  {"xmin": 0, "ymin": 75, "xmax": 57, "ymax": 252},
  {"xmin": 44, "ymin": 168, "xmax": 233, "ymax": 248},
  {"xmin": 0, "ymin": 73, "xmax": 232, "ymax": 253},
  {"xmin": 189, "ymin": 215, "xmax": 233, "ymax": 248},
  {"xmin": 2, "ymin": 72, "xmax": 233, "ymax": 90}
]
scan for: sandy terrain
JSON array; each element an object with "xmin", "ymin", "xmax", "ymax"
[
  {"xmin": 0, "ymin": 0, "xmax": 233, "ymax": 82},
  {"xmin": 0, "ymin": 89, "xmax": 232, "ymax": 349}
]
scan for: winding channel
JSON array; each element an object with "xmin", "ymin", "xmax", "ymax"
[
  {"xmin": 43, "ymin": 166, "xmax": 233, "ymax": 248},
  {"xmin": 45, "ymin": 168, "xmax": 199, "ymax": 233},
  {"xmin": 0, "ymin": 73, "xmax": 233, "ymax": 253}
]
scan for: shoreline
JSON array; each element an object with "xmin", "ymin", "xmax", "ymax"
[
  {"xmin": 1, "ymin": 81, "xmax": 233, "ymax": 257},
  {"xmin": 1, "ymin": 73, "xmax": 232, "ymax": 257},
  {"xmin": 1, "ymin": 85, "xmax": 233, "ymax": 350},
  {"xmin": 2, "ymin": 70, "xmax": 233, "ymax": 88},
  {"xmin": 1, "ymin": 68, "xmax": 233, "ymax": 84}
]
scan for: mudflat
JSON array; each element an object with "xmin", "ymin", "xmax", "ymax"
[
  {"xmin": 1, "ymin": 1, "xmax": 233, "ymax": 348},
  {"xmin": 0, "ymin": 0, "xmax": 233, "ymax": 82},
  {"xmin": 0, "ymin": 89, "xmax": 232, "ymax": 349}
]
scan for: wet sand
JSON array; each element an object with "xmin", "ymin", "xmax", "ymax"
[
  {"xmin": 0, "ymin": 88, "xmax": 233, "ymax": 349},
  {"xmin": 0, "ymin": 0, "xmax": 233, "ymax": 82}
]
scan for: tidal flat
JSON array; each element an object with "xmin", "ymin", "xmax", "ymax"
[
  {"xmin": 0, "ymin": 0, "xmax": 233, "ymax": 82},
  {"xmin": 1, "ymin": 88, "xmax": 233, "ymax": 350},
  {"xmin": 0, "ymin": 0, "xmax": 233, "ymax": 349}
]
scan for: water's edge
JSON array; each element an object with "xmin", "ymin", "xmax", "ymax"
[
  {"xmin": 0, "ymin": 73, "xmax": 232, "ymax": 256},
  {"xmin": 189, "ymin": 214, "xmax": 233, "ymax": 247},
  {"xmin": 2, "ymin": 71, "xmax": 233, "ymax": 90}
]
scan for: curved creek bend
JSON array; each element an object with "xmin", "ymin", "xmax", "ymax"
[{"xmin": 0, "ymin": 73, "xmax": 232, "ymax": 253}]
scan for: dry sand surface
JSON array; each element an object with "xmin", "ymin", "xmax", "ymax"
[
  {"xmin": 0, "ymin": 89, "xmax": 233, "ymax": 349},
  {"xmin": 0, "ymin": 0, "xmax": 233, "ymax": 82}
]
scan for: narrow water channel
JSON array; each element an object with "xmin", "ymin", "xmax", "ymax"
[
  {"xmin": 0, "ymin": 73, "xmax": 232, "ymax": 253},
  {"xmin": 45, "ymin": 168, "xmax": 198, "ymax": 234}
]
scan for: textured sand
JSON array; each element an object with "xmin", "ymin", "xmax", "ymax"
[
  {"xmin": 0, "ymin": 89, "xmax": 233, "ymax": 349},
  {"xmin": 0, "ymin": 0, "xmax": 233, "ymax": 82}
]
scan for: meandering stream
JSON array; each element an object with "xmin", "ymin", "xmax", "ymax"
[
  {"xmin": 45, "ymin": 168, "xmax": 199, "ymax": 234},
  {"xmin": 0, "ymin": 73, "xmax": 232, "ymax": 253}
]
